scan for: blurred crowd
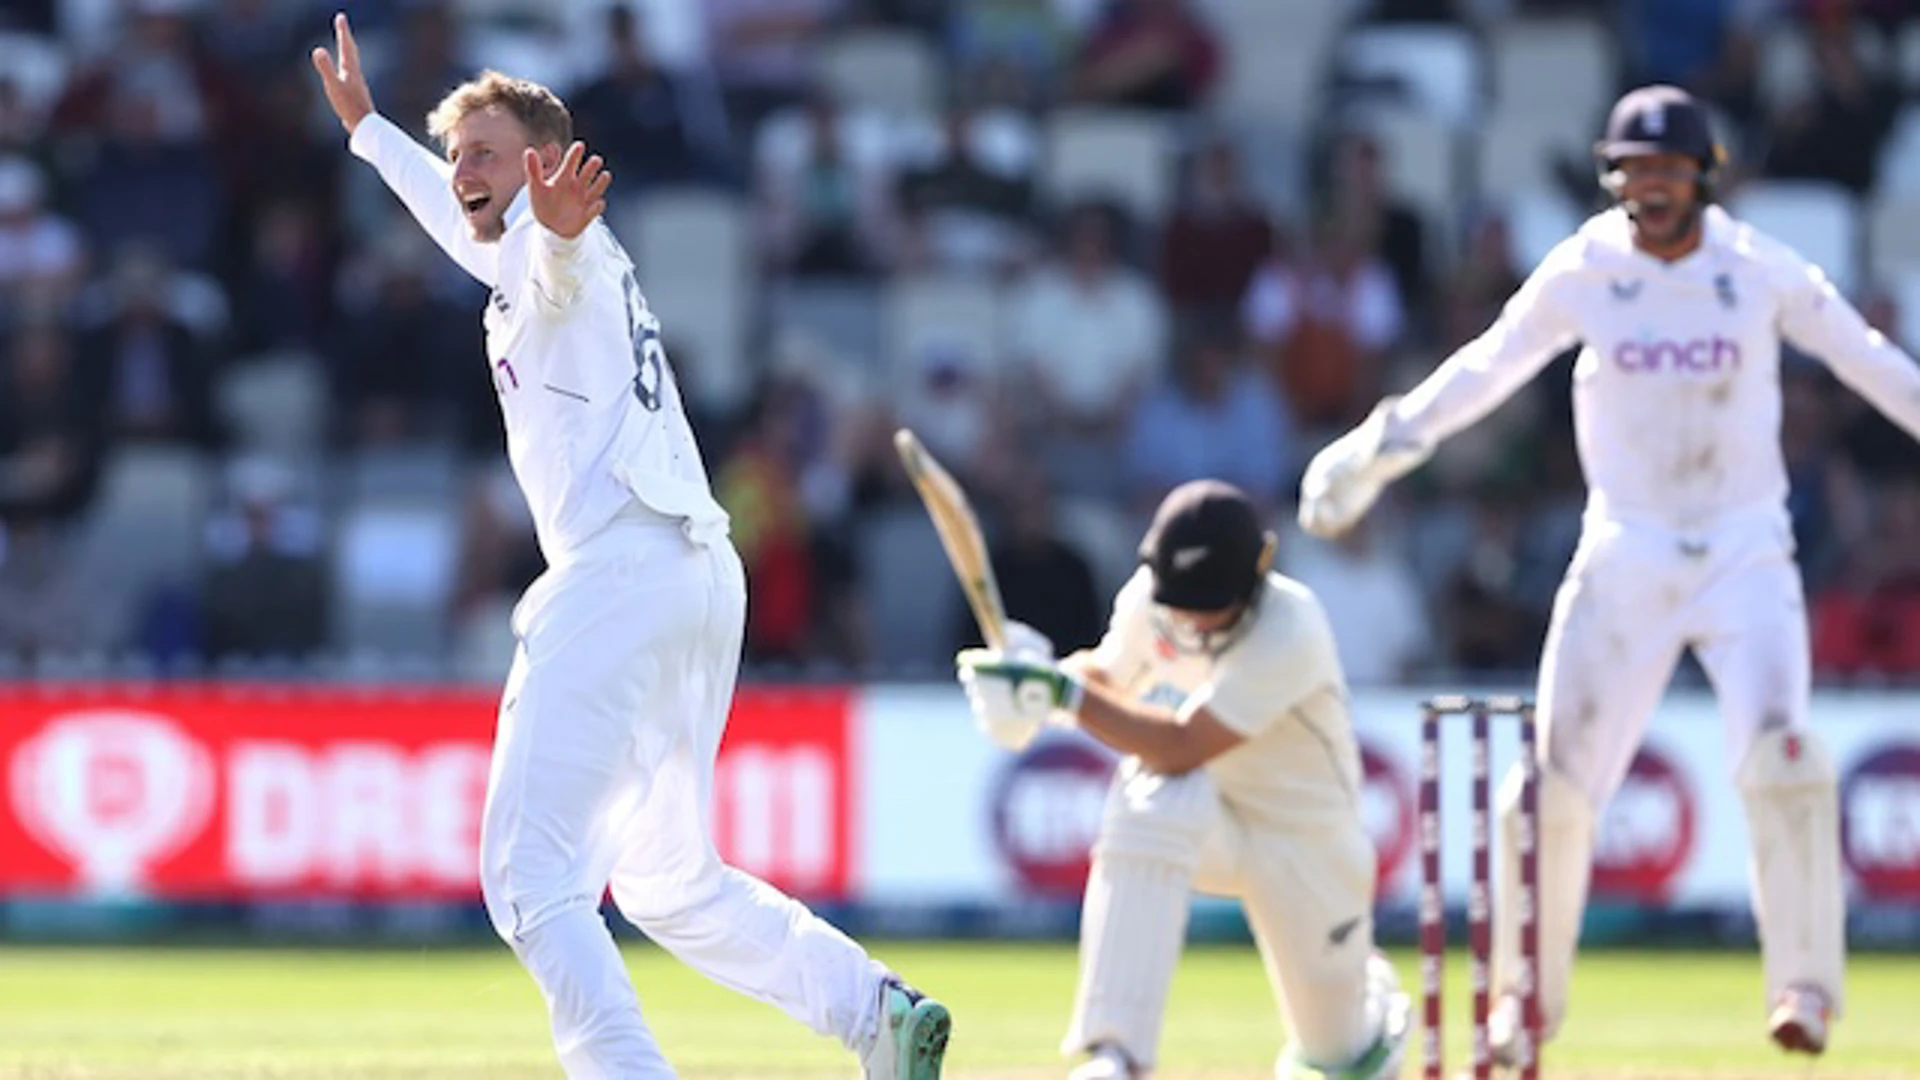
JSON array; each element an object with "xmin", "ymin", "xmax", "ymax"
[{"xmin": 2, "ymin": 0, "xmax": 1919, "ymax": 683}]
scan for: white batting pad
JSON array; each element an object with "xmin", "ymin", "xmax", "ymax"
[
  {"xmin": 1493, "ymin": 761, "xmax": 1594, "ymax": 1042},
  {"xmin": 1736, "ymin": 728, "xmax": 1846, "ymax": 1015},
  {"xmin": 1062, "ymin": 765, "xmax": 1218, "ymax": 1068}
]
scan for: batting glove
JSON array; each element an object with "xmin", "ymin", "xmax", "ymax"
[{"xmin": 956, "ymin": 648, "xmax": 1083, "ymax": 753}]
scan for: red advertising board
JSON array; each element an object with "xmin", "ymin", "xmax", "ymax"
[{"xmin": 0, "ymin": 684, "xmax": 854, "ymax": 901}]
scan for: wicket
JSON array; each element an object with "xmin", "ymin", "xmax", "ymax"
[{"xmin": 1419, "ymin": 694, "xmax": 1541, "ymax": 1080}]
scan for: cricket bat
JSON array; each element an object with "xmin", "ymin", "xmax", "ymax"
[{"xmin": 893, "ymin": 428, "xmax": 1008, "ymax": 651}]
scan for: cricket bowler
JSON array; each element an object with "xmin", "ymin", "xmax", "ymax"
[
  {"xmin": 1301, "ymin": 84, "xmax": 1920, "ymax": 1062},
  {"xmin": 957, "ymin": 479, "xmax": 1411, "ymax": 1080},
  {"xmin": 311, "ymin": 14, "xmax": 949, "ymax": 1078}
]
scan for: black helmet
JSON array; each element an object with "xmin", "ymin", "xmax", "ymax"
[
  {"xmin": 1594, "ymin": 84, "xmax": 1726, "ymax": 201},
  {"xmin": 1139, "ymin": 480, "xmax": 1272, "ymax": 612}
]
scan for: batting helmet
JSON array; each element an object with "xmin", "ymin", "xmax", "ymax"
[
  {"xmin": 1138, "ymin": 480, "xmax": 1274, "ymax": 613},
  {"xmin": 1593, "ymin": 84, "xmax": 1727, "ymax": 202}
]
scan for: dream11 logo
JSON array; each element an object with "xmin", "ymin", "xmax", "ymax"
[
  {"xmin": 9, "ymin": 710, "xmax": 215, "ymax": 896},
  {"xmin": 1591, "ymin": 746, "xmax": 1696, "ymax": 902}
]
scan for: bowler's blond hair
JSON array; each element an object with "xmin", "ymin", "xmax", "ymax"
[{"xmin": 426, "ymin": 70, "xmax": 572, "ymax": 150}]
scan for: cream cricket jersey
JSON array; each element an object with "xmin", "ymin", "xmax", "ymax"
[
  {"xmin": 1392, "ymin": 205, "xmax": 1920, "ymax": 532},
  {"xmin": 350, "ymin": 114, "xmax": 728, "ymax": 562},
  {"xmin": 1090, "ymin": 568, "xmax": 1364, "ymax": 827}
]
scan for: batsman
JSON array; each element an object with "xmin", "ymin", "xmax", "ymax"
[
  {"xmin": 1301, "ymin": 85, "xmax": 1920, "ymax": 1062},
  {"xmin": 956, "ymin": 480, "xmax": 1411, "ymax": 1080}
]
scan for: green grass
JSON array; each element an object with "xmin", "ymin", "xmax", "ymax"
[{"xmin": 0, "ymin": 943, "xmax": 1915, "ymax": 1077}]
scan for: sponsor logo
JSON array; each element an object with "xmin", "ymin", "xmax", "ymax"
[
  {"xmin": 1609, "ymin": 279, "xmax": 1643, "ymax": 302},
  {"xmin": 1591, "ymin": 747, "xmax": 1695, "ymax": 901},
  {"xmin": 990, "ymin": 737, "xmax": 1116, "ymax": 895},
  {"xmin": 10, "ymin": 710, "xmax": 214, "ymax": 894},
  {"xmin": 1841, "ymin": 743, "xmax": 1920, "ymax": 900},
  {"xmin": 1360, "ymin": 740, "xmax": 1416, "ymax": 892},
  {"xmin": 1613, "ymin": 336, "xmax": 1742, "ymax": 374}
]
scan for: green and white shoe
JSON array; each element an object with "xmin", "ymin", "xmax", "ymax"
[{"xmin": 860, "ymin": 976, "xmax": 950, "ymax": 1080}]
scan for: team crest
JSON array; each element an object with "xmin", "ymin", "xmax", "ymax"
[{"xmin": 1714, "ymin": 273, "xmax": 1737, "ymax": 310}]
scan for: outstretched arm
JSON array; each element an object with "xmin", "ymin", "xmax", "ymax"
[
  {"xmin": 311, "ymin": 13, "xmax": 499, "ymax": 286},
  {"xmin": 1390, "ymin": 260, "xmax": 1581, "ymax": 447},
  {"xmin": 1780, "ymin": 262, "xmax": 1920, "ymax": 442},
  {"xmin": 1300, "ymin": 251, "xmax": 1580, "ymax": 538}
]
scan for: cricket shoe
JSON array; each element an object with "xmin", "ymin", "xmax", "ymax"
[
  {"xmin": 861, "ymin": 975, "xmax": 950, "ymax": 1080},
  {"xmin": 1068, "ymin": 1042, "xmax": 1143, "ymax": 1079},
  {"xmin": 1275, "ymin": 954, "xmax": 1409, "ymax": 1080},
  {"xmin": 1768, "ymin": 984, "xmax": 1831, "ymax": 1056}
]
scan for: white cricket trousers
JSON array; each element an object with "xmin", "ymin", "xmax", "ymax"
[
  {"xmin": 1538, "ymin": 510, "xmax": 1808, "ymax": 807},
  {"xmin": 1494, "ymin": 508, "xmax": 1838, "ymax": 1031},
  {"xmin": 477, "ymin": 509, "xmax": 884, "ymax": 1078}
]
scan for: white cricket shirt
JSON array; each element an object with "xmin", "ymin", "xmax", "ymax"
[
  {"xmin": 1091, "ymin": 568, "xmax": 1364, "ymax": 827},
  {"xmin": 349, "ymin": 114, "xmax": 728, "ymax": 563},
  {"xmin": 1392, "ymin": 205, "xmax": 1920, "ymax": 532}
]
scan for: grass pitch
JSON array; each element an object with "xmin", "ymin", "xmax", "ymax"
[{"xmin": 0, "ymin": 942, "xmax": 1915, "ymax": 1078}]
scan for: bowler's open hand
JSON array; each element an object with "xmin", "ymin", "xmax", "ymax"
[
  {"xmin": 526, "ymin": 142, "xmax": 612, "ymax": 241},
  {"xmin": 310, "ymin": 13, "xmax": 374, "ymax": 133}
]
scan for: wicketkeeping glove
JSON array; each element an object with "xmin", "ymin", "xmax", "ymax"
[
  {"xmin": 956, "ymin": 647, "xmax": 1083, "ymax": 753},
  {"xmin": 1298, "ymin": 396, "xmax": 1431, "ymax": 538}
]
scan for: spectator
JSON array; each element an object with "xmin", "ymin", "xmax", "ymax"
[
  {"xmin": 570, "ymin": 4, "xmax": 732, "ymax": 195},
  {"xmin": 715, "ymin": 377, "xmax": 833, "ymax": 664},
  {"xmin": 951, "ymin": 474, "xmax": 1104, "ymax": 656},
  {"xmin": 1158, "ymin": 139, "xmax": 1278, "ymax": 325},
  {"xmin": 1123, "ymin": 325, "xmax": 1291, "ymax": 514},
  {"xmin": 757, "ymin": 93, "xmax": 898, "ymax": 278},
  {"xmin": 1321, "ymin": 132, "xmax": 1427, "ymax": 321},
  {"xmin": 231, "ymin": 196, "xmax": 331, "ymax": 356},
  {"xmin": 947, "ymin": 0, "xmax": 1075, "ymax": 94},
  {"xmin": 1762, "ymin": 23, "xmax": 1899, "ymax": 194},
  {"xmin": 1619, "ymin": 0, "xmax": 1764, "ymax": 128},
  {"xmin": 0, "ymin": 77, "xmax": 43, "ymax": 157},
  {"xmin": 895, "ymin": 103, "xmax": 1037, "ymax": 274},
  {"xmin": 1430, "ymin": 487, "xmax": 1553, "ymax": 674},
  {"xmin": 330, "ymin": 229, "xmax": 481, "ymax": 448},
  {"xmin": 76, "ymin": 247, "xmax": 223, "ymax": 449},
  {"xmin": 1437, "ymin": 209, "xmax": 1522, "ymax": 352},
  {"xmin": 707, "ymin": 0, "xmax": 844, "ymax": 138},
  {"xmin": 1812, "ymin": 479, "xmax": 1920, "ymax": 677},
  {"xmin": 368, "ymin": 1, "xmax": 473, "ymax": 143},
  {"xmin": 1243, "ymin": 208, "xmax": 1405, "ymax": 433},
  {"xmin": 1068, "ymin": 0, "xmax": 1222, "ymax": 112},
  {"xmin": 53, "ymin": 0, "xmax": 241, "ymax": 270},
  {"xmin": 1009, "ymin": 202, "xmax": 1168, "ymax": 498},
  {"xmin": 0, "ymin": 521, "xmax": 114, "ymax": 661},
  {"xmin": 1280, "ymin": 516, "xmax": 1429, "ymax": 684},
  {"xmin": 0, "ymin": 156, "xmax": 85, "ymax": 316},
  {"xmin": 0, "ymin": 319, "xmax": 105, "ymax": 526},
  {"xmin": 200, "ymin": 456, "xmax": 328, "ymax": 662},
  {"xmin": 200, "ymin": 0, "xmax": 303, "ymax": 84}
]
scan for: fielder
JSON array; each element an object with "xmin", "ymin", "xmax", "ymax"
[
  {"xmin": 958, "ymin": 480, "xmax": 1411, "ymax": 1080},
  {"xmin": 312, "ymin": 15, "xmax": 949, "ymax": 1078},
  {"xmin": 1302, "ymin": 84, "xmax": 1920, "ymax": 1061}
]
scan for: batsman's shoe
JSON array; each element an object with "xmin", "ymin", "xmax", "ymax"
[
  {"xmin": 1277, "ymin": 955, "xmax": 1409, "ymax": 1080},
  {"xmin": 1768, "ymin": 984, "xmax": 1831, "ymax": 1055},
  {"xmin": 861, "ymin": 976, "xmax": 950, "ymax": 1080},
  {"xmin": 1485, "ymin": 991, "xmax": 1524, "ymax": 1067},
  {"xmin": 1068, "ymin": 1043, "xmax": 1142, "ymax": 1080}
]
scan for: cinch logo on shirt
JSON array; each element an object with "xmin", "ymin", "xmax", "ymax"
[{"xmin": 1612, "ymin": 336, "xmax": 1742, "ymax": 373}]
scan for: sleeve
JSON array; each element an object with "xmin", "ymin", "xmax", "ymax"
[
  {"xmin": 1181, "ymin": 592, "xmax": 1338, "ymax": 738},
  {"xmin": 1088, "ymin": 568, "xmax": 1158, "ymax": 692},
  {"xmin": 348, "ymin": 114, "xmax": 500, "ymax": 287},
  {"xmin": 1389, "ymin": 244, "xmax": 1583, "ymax": 448},
  {"xmin": 529, "ymin": 221, "xmax": 619, "ymax": 317},
  {"xmin": 1777, "ymin": 254, "xmax": 1920, "ymax": 443}
]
